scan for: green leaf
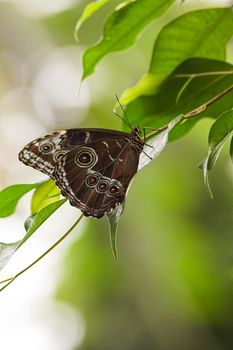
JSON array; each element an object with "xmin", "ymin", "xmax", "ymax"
[
  {"xmin": 0, "ymin": 183, "xmax": 40, "ymax": 218},
  {"xmin": 230, "ymin": 137, "xmax": 233, "ymax": 162},
  {"xmin": 150, "ymin": 6, "xmax": 233, "ymax": 76},
  {"xmin": 121, "ymin": 8, "xmax": 233, "ymax": 104},
  {"xmin": 200, "ymin": 110, "xmax": 233, "ymax": 198},
  {"xmin": 82, "ymin": 0, "xmax": 175, "ymax": 79},
  {"xmin": 0, "ymin": 199, "xmax": 66, "ymax": 271},
  {"xmin": 19, "ymin": 199, "xmax": 66, "ymax": 248},
  {"xmin": 107, "ymin": 203, "xmax": 125, "ymax": 260},
  {"xmin": 106, "ymin": 116, "xmax": 183, "ymax": 259},
  {"xmin": 31, "ymin": 179, "xmax": 60, "ymax": 215},
  {"xmin": 74, "ymin": 0, "xmax": 111, "ymax": 41},
  {"xmin": 125, "ymin": 58, "xmax": 233, "ymax": 141}
]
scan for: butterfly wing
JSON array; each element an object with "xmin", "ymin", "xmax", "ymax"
[
  {"xmin": 18, "ymin": 128, "xmax": 130, "ymax": 178},
  {"xmin": 54, "ymin": 138, "xmax": 140, "ymax": 218}
]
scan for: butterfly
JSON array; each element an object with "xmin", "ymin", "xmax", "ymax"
[{"xmin": 18, "ymin": 127, "xmax": 145, "ymax": 219}]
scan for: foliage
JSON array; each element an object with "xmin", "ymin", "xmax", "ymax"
[
  {"xmin": 81, "ymin": 0, "xmax": 175, "ymax": 79},
  {"xmin": 0, "ymin": 180, "xmax": 66, "ymax": 271},
  {"xmin": 0, "ymin": 1, "xmax": 233, "ymax": 291}
]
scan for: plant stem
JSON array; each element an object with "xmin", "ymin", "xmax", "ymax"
[
  {"xmin": 145, "ymin": 83, "xmax": 233, "ymax": 140},
  {"xmin": 0, "ymin": 213, "xmax": 84, "ymax": 292},
  {"xmin": 184, "ymin": 84, "xmax": 233, "ymax": 118},
  {"xmin": 175, "ymin": 70, "xmax": 233, "ymax": 78}
]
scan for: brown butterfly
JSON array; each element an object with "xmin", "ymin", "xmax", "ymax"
[{"xmin": 18, "ymin": 128, "xmax": 144, "ymax": 218}]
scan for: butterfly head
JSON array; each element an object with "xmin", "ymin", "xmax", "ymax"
[{"xmin": 130, "ymin": 126, "xmax": 143, "ymax": 150}]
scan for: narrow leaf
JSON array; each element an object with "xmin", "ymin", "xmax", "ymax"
[
  {"xmin": 0, "ymin": 183, "xmax": 40, "ymax": 218},
  {"xmin": 200, "ymin": 110, "xmax": 233, "ymax": 197},
  {"xmin": 121, "ymin": 8, "xmax": 233, "ymax": 104},
  {"xmin": 31, "ymin": 179, "xmax": 60, "ymax": 215},
  {"xmin": 19, "ymin": 199, "xmax": 66, "ymax": 248},
  {"xmin": 82, "ymin": 0, "xmax": 175, "ymax": 79},
  {"xmin": 230, "ymin": 137, "xmax": 233, "ymax": 163},
  {"xmin": 106, "ymin": 203, "xmax": 125, "ymax": 260},
  {"xmin": 75, "ymin": 0, "xmax": 110, "ymax": 41}
]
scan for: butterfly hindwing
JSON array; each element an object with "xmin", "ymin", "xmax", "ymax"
[
  {"xmin": 53, "ymin": 138, "xmax": 140, "ymax": 218},
  {"xmin": 18, "ymin": 127, "xmax": 143, "ymax": 218}
]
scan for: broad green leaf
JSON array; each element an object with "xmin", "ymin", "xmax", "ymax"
[
  {"xmin": 75, "ymin": 0, "xmax": 110, "ymax": 41},
  {"xmin": 200, "ymin": 110, "xmax": 233, "ymax": 198},
  {"xmin": 121, "ymin": 8, "xmax": 233, "ymax": 104},
  {"xmin": 0, "ymin": 183, "xmax": 40, "ymax": 218},
  {"xmin": 125, "ymin": 58, "xmax": 233, "ymax": 141},
  {"xmin": 0, "ymin": 199, "xmax": 66, "ymax": 271},
  {"xmin": 31, "ymin": 179, "xmax": 60, "ymax": 215},
  {"xmin": 107, "ymin": 203, "xmax": 125, "ymax": 260},
  {"xmin": 151, "ymin": 7, "xmax": 233, "ymax": 74},
  {"xmin": 82, "ymin": 0, "xmax": 175, "ymax": 79}
]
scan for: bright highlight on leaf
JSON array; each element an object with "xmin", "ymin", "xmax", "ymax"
[
  {"xmin": 199, "ymin": 110, "xmax": 233, "ymax": 198},
  {"xmin": 138, "ymin": 115, "xmax": 183, "ymax": 171},
  {"xmin": 31, "ymin": 179, "xmax": 60, "ymax": 214},
  {"xmin": 0, "ymin": 182, "xmax": 41, "ymax": 218},
  {"xmin": 74, "ymin": 0, "xmax": 110, "ymax": 41}
]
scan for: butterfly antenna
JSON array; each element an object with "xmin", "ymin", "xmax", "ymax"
[
  {"xmin": 115, "ymin": 94, "xmax": 133, "ymax": 130},
  {"xmin": 112, "ymin": 109, "xmax": 130, "ymax": 129}
]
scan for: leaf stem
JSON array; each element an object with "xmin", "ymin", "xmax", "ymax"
[
  {"xmin": 0, "ymin": 213, "xmax": 84, "ymax": 292},
  {"xmin": 175, "ymin": 70, "xmax": 233, "ymax": 78},
  {"xmin": 145, "ymin": 83, "xmax": 233, "ymax": 140}
]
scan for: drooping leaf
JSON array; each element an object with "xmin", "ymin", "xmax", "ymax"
[
  {"xmin": 106, "ymin": 203, "xmax": 125, "ymax": 260},
  {"xmin": 31, "ymin": 179, "xmax": 60, "ymax": 215},
  {"xmin": 106, "ymin": 115, "xmax": 183, "ymax": 259},
  {"xmin": 75, "ymin": 0, "xmax": 111, "ymax": 41},
  {"xmin": 230, "ymin": 137, "xmax": 233, "ymax": 163},
  {"xmin": 0, "ymin": 199, "xmax": 66, "ymax": 271},
  {"xmin": 199, "ymin": 110, "xmax": 233, "ymax": 198},
  {"xmin": 207, "ymin": 110, "xmax": 233, "ymax": 169},
  {"xmin": 121, "ymin": 8, "xmax": 233, "ymax": 104},
  {"xmin": 0, "ymin": 183, "xmax": 41, "ymax": 218},
  {"xmin": 82, "ymin": 0, "xmax": 175, "ymax": 79},
  {"xmin": 125, "ymin": 58, "xmax": 233, "ymax": 141}
]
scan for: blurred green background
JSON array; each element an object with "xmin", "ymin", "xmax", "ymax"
[{"xmin": 0, "ymin": 1, "xmax": 232, "ymax": 349}]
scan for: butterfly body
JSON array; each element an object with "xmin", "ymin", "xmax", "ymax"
[{"xmin": 19, "ymin": 128, "xmax": 144, "ymax": 218}]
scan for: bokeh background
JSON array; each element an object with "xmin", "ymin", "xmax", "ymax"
[{"xmin": 0, "ymin": 0, "xmax": 232, "ymax": 349}]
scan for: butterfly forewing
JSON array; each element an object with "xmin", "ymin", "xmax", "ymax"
[
  {"xmin": 54, "ymin": 138, "xmax": 140, "ymax": 218},
  {"xmin": 18, "ymin": 128, "xmax": 143, "ymax": 218},
  {"xmin": 18, "ymin": 128, "xmax": 131, "ymax": 178}
]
